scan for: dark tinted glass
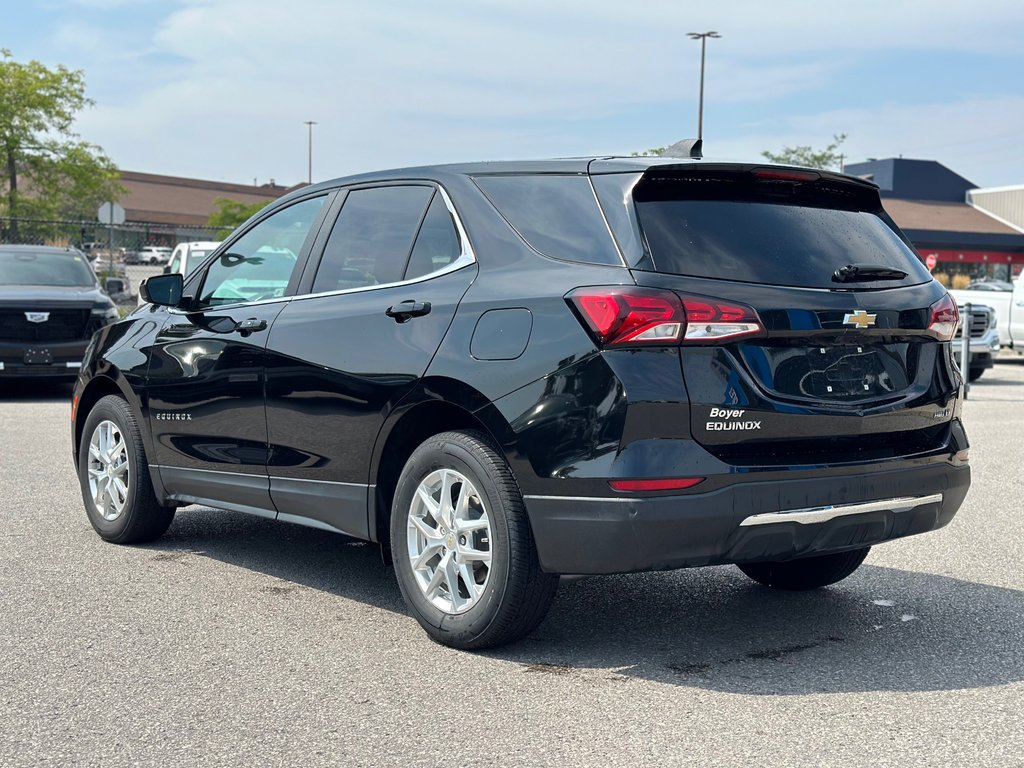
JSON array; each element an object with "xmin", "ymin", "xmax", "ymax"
[
  {"xmin": 405, "ymin": 192, "xmax": 461, "ymax": 280},
  {"xmin": 474, "ymin": 175, "xmax": 622, "ymax": 265},
  {"xmin": 0, "ymin": 250, "xmax": 96, "ymax": 287},
  {"xmin": 199, "ymin": 196, "xmax": 325, "ymax": 306},
  {"xmin": 313, "ymin": 186, "xmax": 433, "ymax": 293},
  {"xmin": 635, "ymin": 189, "xmax": 932, "ymax": 288}
]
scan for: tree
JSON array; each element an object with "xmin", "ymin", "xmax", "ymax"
[
  {"xmin": 0, "ymin": 49, "xmax": 122, "ymax": 242},
  {"xmin": 762, "ymin": 133, "xmax": 848, "ymax": 171},
  {"xmin": 207, "ymin": 197, "xmax": 272, "ymax": 237},
  {"xmin": 630, "ymin": 146, "xmax": 668, "ymax": 157}
]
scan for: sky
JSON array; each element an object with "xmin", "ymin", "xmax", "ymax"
[{"xmin": 5, "ymin": 0, "xmax": 1024, "ymax": 189}]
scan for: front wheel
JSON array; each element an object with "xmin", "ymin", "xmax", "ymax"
[
  {"xmin": 736, "ymin": 547, "xmax": 870, "ymax": 590},
  {"xmin": 968, "ymin": 366, "xmax": 986, "ymax": 383},
  {"xmin": 78, "ymin": 395, "xmax": 175, "ymax": 544},
  {"xmin": 390, "ymin": 430, "xmax": 559, "ymax": 650}
]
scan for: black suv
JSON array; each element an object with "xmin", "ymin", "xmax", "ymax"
[
  {"xmin": 1, "ymin": 245, "xmax": 120, "ymax": 380},
  {"xmin": 72, "ymin": 157, "xmax": 971, "ymax": 649}
]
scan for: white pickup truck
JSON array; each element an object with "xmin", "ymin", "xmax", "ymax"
[{"xmin": 950, "ymin": 273, "xmax": 1024, "ymax": 354}]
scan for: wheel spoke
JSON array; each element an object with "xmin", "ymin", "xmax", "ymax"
[
  {"xmin": 458, "ymin": 563, "xmax": 479, "ymax": 603},
  {"xmin": 460, "ymin": 546, "xmax": 491, "ymax": 564},
  {"xmin": 111, "ymin": 477, "xmax": 129, "ymax": 506},
  {"xmin": 412, "ymin": 542, "xmax": 443, "ymax": 571},
  {"xmin": 438, "ymin": 471, "xmax": 454, "ymax": 526},
  {"xmin": 455, "ymin": 515, "xmax": 489, "ymax": 534},
  {"xmin": 410, "ymin": 514, "xmax": 440, "ymax": 543},
  {"xmin": 444, "ymin": 556, "xmax": 463, "ymax": 611},
  {"xmin": 423, "ymin": 553, "xmax": 449, "ymax": 597},
  {"xmin": 416, "ymin": 485, "xmax": 442, "ymax": 523}
]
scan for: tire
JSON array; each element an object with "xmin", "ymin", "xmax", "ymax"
[
  {"xmin": 968, "ymin": 366, "xmax": 985, "ymax": 383},
  {"xmin": 78, "ymin": 394, "xmax": 174, "ymax": 544},
  {"xmin": 736, "ymin": 547, "xmax": 870, "ymax": 590},
  {"xmin": 390, "ymin": 430, "xmax": 559, "ymax": 650}
]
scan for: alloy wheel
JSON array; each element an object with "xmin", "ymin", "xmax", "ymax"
[
  {"xmin": 406, "ymin": 468, "xmax": 492, "ymax": 614},
  {"xmin": 86, "ymin": 419, "xmax": 131, "ymax": 522}
]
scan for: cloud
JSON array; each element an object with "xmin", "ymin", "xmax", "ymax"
[{"xmin": 46, "ymin": 0, "xmax": 1024, "ymax": 186}]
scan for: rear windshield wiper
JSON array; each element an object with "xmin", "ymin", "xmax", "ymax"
[{"xmin": 832, "ymin": 264, "xmax": 908, "ymax": 283}]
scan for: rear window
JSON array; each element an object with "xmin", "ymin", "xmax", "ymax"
[
  {"xmin": 474, "ymin": 175, "xmax": 622, "ymax": 266},
  {"xmin": 633, "ymin": 172, "xmax": 932, "ymax": 288}
]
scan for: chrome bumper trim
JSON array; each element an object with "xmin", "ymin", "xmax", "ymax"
[{"xmin": 738, "ymin": 493, "xmax": 944, "ymax": 527}]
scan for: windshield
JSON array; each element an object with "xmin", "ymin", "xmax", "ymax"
[
  {"xmin": 184, "ymin": 250, "xmax": 212, "ymax": 276},
  {"xmin": 0, "ymin": 250, "xmax": 97, "ymax": 287}
]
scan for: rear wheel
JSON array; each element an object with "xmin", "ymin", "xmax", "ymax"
[
  {"xmin": 736, "ymin": 547, "xmax": 870, "ymax": 590},
  {"xmin": 78, "ymin": 395, "xmax": 175, "ymax": 544},
  {"xmin": 390, "ymin": 430, "xmax": 559, "ymax": 650}
]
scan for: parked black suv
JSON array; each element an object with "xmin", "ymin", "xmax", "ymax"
[
  {"xmin": 1, "ymin": 245, "xmax": 120, "ymax": 380},
  {"xmin": 72, "ymin": 156, "xmax": 971, "ymax": 649}
]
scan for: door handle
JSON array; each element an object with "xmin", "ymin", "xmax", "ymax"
[
  {"xmin": 235, "ymin": 317, "xmax": 268, "ymax": 336},
  {"xmin": 385, "ymin": 300, "xmax": 432, "ymax": 323}
]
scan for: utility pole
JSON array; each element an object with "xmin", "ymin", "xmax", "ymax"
[
  {"xmin": 687, "ymin": 31, "xmax": 721, "ymax": 140},
  {"xmin": 304, "ymin": 120, "xmax": 317, "ymax": 184}
]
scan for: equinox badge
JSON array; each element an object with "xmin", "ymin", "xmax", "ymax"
[{"xmin": 843, "ymin": 310, "xmax": 877, "ymax": 329}]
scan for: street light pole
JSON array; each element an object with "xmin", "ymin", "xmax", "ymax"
[
  {"xmin": 687, "ymin": 31, "xmax": 721, "ymax": 140},
  {"xmin": 304, "ymin": 120, "xmax": 317, "ymax": 184}
]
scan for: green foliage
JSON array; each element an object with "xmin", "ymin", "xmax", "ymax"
[
  {"xmin": 630, "ymin": 147, "xmax": 668, "ymax": 157},
  {"xmin": 207, "ymin": 197, "xmax": 272, "ymax": 237},
  {"xmin": 761, "ymin": 133, "xmax": 848, "ymax": 171},
  {"xmin": 0, "ymin": 49, "xmax": 123, "ymax": 241}
]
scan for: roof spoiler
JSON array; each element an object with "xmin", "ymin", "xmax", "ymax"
[{"xmin": 662, "ymin": 138, "xmax": 703, "ymax": 160}]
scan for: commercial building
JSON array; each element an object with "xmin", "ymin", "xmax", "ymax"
[{"xmin": 846, "ymin": 158, "xmax": 1024, "ymax": 284}]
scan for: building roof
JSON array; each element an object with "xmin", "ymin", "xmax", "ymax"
[
  {"xmin": 845, "ymin": 158, "xmax": 977, "ymax": 202},
  {"xmin": 883, "ymin": 198, "xmax": 1022, "ymax": 235},
  {"xmin": 118, "ymin": 171, "xmax": 299, "ymax": 227}
]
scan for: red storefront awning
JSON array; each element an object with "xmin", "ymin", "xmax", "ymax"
[{"xmin": 919, "ymin": 248, "xmax": 1024, "ymax": 264}]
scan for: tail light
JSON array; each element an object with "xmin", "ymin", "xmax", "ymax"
[
  {"xmin": 567, "ymin": 287, "xmax": 764, "ymax": 347},
  {"xmin": 926, "ymin": 293, "xmax": 959, "ymax": 341},
  {"xmin": 567, "ymin": 288, "xmax": 684, "ymax": 346},
  {"xmin": 678, "ymin": 293, "xmax": 764, "ymax": 342}
]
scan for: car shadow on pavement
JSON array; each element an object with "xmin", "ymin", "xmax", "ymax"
[
  {"xmin": 148, "ymin": 506, "xmax": 1024, "ymax": 696},
  {"xmin": 0, "ymin": 380, "xmax": 73, "ymax": 402}
]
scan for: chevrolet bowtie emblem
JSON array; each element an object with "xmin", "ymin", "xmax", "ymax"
[{"xmin": 843, "ymin": 310, "xmax": 877, "ymax": 329}]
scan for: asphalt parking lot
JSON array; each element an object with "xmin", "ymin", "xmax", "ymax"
[{"xmin": 1, "ymin": 361, "xmax": 1023, "ymax": 767}]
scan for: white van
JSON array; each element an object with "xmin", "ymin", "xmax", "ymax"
[{"xmin": 164, "ymin": 241, "xmax": 222, "ymax": 278}]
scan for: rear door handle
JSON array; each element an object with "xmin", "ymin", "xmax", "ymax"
[
  {"xmin": 385, "ymin": 300, "xmax": 432, "ymax": 323},
  {"xmin": 235, "ymin": 317, "xmax": 268, "ymax": 335}
]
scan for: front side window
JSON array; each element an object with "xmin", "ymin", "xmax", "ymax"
[
  {"xmin": 198, "ymin": 196, "xmax": 326, "ymax": 307},
  {"xmin": 312, "ymin": 185, "xmax": 434, "ymax": 293}
]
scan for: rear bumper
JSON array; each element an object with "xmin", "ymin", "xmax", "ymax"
[{"xmin": 522, "ymin": 461, "xmax": 971, "ymax": 574}]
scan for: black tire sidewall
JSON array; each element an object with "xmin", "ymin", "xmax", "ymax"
[
  {"xmin": 78, "ymin": 396, "xmax": 148, "ymax": 542},
  {"xmin": 390, "ymin": 433, "xmax": 513, "ymax": 642}
]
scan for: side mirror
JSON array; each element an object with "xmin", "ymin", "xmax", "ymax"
[
  {"xmin": 140, "ymin": 273, "xmax": 184, "ymax": 307},
  {"xmin": 104, "ymin": 277, "xmax": 126, "ymax": 296}
]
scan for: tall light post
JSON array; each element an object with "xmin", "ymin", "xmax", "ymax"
[
  {"xmin": 687, "ymin": 31, "xmax": 720, "ymax": 140},
  {"xmin": 304, "ymin": 120, "xmax": 317, "ymax": 184}
]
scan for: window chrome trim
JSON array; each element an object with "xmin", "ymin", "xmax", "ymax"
[{"xmin": 738, "ymin": 493, "xmax": 944, "ymax": 527}]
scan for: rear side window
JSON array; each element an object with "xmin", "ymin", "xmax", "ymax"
[
  {"xmin": 312, "ymin": 185, "xmax": 433, "ymax": 293},
  {"xmin": 633, "ymin": 173, "xmax": 933, "ymax": 289},
  {"xmin": 474, "ymin": 175, "xmax": 622, "ymax": 266},
  {"xmin": 405, "ymin": 192, "xmax": 462, "ymax": 280}
]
